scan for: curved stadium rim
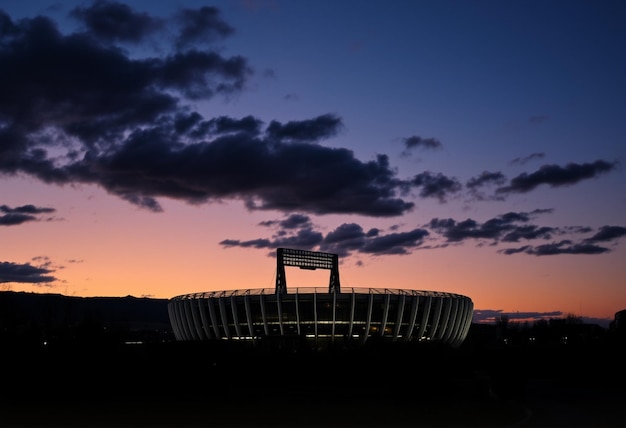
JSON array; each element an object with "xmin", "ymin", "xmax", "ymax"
[{"xmin": 171, "ymin": 287, "xmax": 468, "ymax": 300}]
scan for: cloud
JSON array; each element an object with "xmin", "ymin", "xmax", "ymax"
[
  {"xmin": 428, "ymin": 210, "xmax": 624, "ymax": 255},
  {"xmin": 509, "ymin": 152, "xmax": 545, "ymax": 166},
  {"xmin": 409, "ymin": 172, "xmax": 462, "ymax": 202},
  {"xmin": 220, "ymin": 228, "xmax": 323, "ymax": 251},
  {"xmin": 70, "ymin": 0, "xmax": 164, "ymax": 43},
  {"xmin": 467, "ymin": 160, "xmax": 617, "ymax": 202},
  {"xmin": 466, "ymin": 171, "xmax": 507, "ymax": 189},
  {"xmin": 79, "ymin": 124, "xmax": 414, "ymax": 215},
  {"xmin": 428, "ymin": 211, "xmax": 552, "ymax": 243},
  {"xmin": 319, "ymin": 223, "xmax": 368, "ymax": 256},
  {"xmin": 174, "ymin": 5, "xmax": 235, "ymax": 48},
  {"xmin": 402, "ymin": 135, "xmax": 442, "ymax": 151},
  {"xmin": 0, "ymin": 6, "xmax": 421, "ymax": 218},
  {"xmin": 359, "ymin": 229, "xmax": 429, "ymax": 255},
  {"xmin": 259, "ymin": 213, "xmax": 312, "ymax": 229},
  {"xmin": 221, "ymin": 214, "xmax": 429, "ymax": 257},
  {"xmin": 221, "ymin": 209, "xmax": 625, "ymax": 259},
  {"xmin": 219, "ymin": 238, "xmax": 272, "ymax": 249},
  {"xmin": 400, "ymin": 135, "xmax": 443, "ymax": 158},
  {"xmin": 0, "ymin": 261, "xmax": 57, "ymax": 284},
  {"xmin": 497, "ymin": 160, "xmax": 617, "ymax": 194},
  {"xmin": 583, "ymin": 225, "xmax": 626, "ymax": 243},
  {"xmin": 465, "ymin": 171, "xmax": 507, "ymax": 201},
  {"xmin": 500, "ymin": 241, "xmax": 611, "ymax": 256},
  {"xmin": 265, "ymin": 114, "xmax": 344, "ymax": 143},
  {"xmin": 0, "ymin": 204, "xmax": 56, "ymax": 226}
]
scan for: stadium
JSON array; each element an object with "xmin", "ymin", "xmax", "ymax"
[{"xmin": 168, "ymin": 248, "xmax": 474, "ymax": 348}]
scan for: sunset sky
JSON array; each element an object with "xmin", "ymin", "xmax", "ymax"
[{"xmin": 0, "ymin": 0, "xmax": 624, "ymax": 327}]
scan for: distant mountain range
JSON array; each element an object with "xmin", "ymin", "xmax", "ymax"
[{"xmin": 0, "ymin": 291, "xmax": 173, "ymax": 343}]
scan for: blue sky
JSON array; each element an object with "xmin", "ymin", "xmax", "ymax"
[{"xmin": 0, "ymin": 0, "xmax": 624, "ymax": 327}]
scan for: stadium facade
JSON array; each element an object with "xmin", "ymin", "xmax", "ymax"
[{"xmin": 168, "ymin": 248, "xmax": 474, "ymax": 348}]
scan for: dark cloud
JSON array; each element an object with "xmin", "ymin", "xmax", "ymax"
[
  {"xmin": 266, "ymin": 114, "xmax": 343, "ymax": 143},
  {"xmin": 409, "ymin": 172, "xmax": 462, "ymax": 202},
  {"xmin": 70, "ymin": 0, "xmax": 164, "ymax": 43},
  {"xmin": 583, "ymin": 225, "xmax": 626, "ymax": 243},
  {"xmin": 402, "ymin": 135, "xmax": 442, "ymax": 151},
  {"xmin": 0, "ymin": 213, "xmax": 37, "ymax": 226},
  {"xmin": 273, "ymin": 228, "xmax": 324, "ymax": 249},
  {"xmin": 509, "ymin": 152, "xmax": 545, "ymax": 166},
  {"xmin": 366, "ymin": 228, "xmax": 380, "ymax": 237},
  {"xmin": 0, "ymin": 204, "xmax": 54, "ymax": 214},
  {"xmin": 530, "ymin": 208, "xmax": 554, "ymax": 216},
  {"xmin": 0, "ymin": 6, "xmax": 251, "ymax": 160},
  {"xmin": 320, "ymin": 223, "xmax": 368, "ymax": 256},
  {"xmin": 428, "ymin": 211, "xmax": 542, "ymax": 242},
  {"xmin": 0, "ymin": 261, "xmax": 57, "ymax": 284},
  {"xmin": 500, "ymin": 241, "xmax": 610, "ymax": 256},
  {"xmin": 400, "ymin": 135, "xmax": 443, "ymax": 158},
  {"xmin": 0, "ymin": 204, "xmax": 56, "ymax": 226},
  {"xmin": 0, "ymin": 7, "xmax": 419, "ymax": 218},
  {"xmin": 497, "ymin": 160, "xmax": 617, "ymax": 194},
  {"xmin": 360, "ymin": 229, "xmax": 429, "ymax": 255},
  {"xmin": 74, "ymin": 125, "xmax": 414, "ymax": 215},
  {"xmin": 501, "ymin": 225, "xmax": 555, "ymax": 242},
  {"xmin": 174, "ymin": 5, "xmax": 234, "ymax": 48},
  {"xmin": 259, "ymin": 213, "xmax": 312, "ymax": 229},
  {"xmin": 222, "ymin": 215, "xmax": 429, "ymax": 257},
  {"xmin": 466, "ymin": 171, "xmax": 506, "ymax": 189},
  {"xmin": 218, "ymin": 238, "xmax": 272, "ymax": 249},
  {"xmin": 426, "ymin": 210, "xmax": 623, "ymax": 256},
  {"xmin": 220, "ymin": 228, "xmax": 323, "ymax": 251},
  {"xmin": 465, "ymin": 171, "xmax": 507, "ymax": 201},
  {"xmin": 174, "ymin": 114, "xmax": 262, "ymax": 139},
  {"xmin": 221, "ymin": 208, "xmax": 625, "ymax": 259}
]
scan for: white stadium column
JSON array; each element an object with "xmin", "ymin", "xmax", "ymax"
[
  {"xmin": 331, "ymin": 289, "xmax": 337, "ymax": 340},
  {"xmin": 206, "ymin": 297, "xmax": 221, "ymax": 339},
  {"xmin": 363, "ymin": 291, "xmax": 373, "ymax": 344},
  {"xmin": 416, "ymin": 296, "xmax": 432, "ymax": 341},
  {"xmin": 392, "ymin": 293, "xmax": 406, "ymax": 341},
  {"xmin": 218, "ymin": 297, "xmax": 231, "ymax": 340},
  {"xmin": 259, "ymin": 293, "xmax": 269, "ymax": 336},
  {"xmin": 380, "ymin": 292, "xmax": 390, "ymax": 337},
  {"xmin": 168, "ymin": 301, "xmax": 183, "ymax": 341},
  {"xmin": 348, "ymin": 289, "xmax": 356, "ymax": 338},
  {"xmin": 181, "ymin": 299, "xmax": 195, "ymax": 340},
  {"xmin": 295, "ymin": 290, "xmax": 301, "ymax": 336},
  {"xmin": 429, "ymin": 297, "xmax": 444, "ymax": 340},
  {"xmin": 244, "ymin": 294, "xmax": 254, "ymax": 339},
  {"xmin": 277, "ymin": 292, "xmax": 284, "ymax": 336},
  {"xmin": 198, "ymin": 298, "xmax": 213, "ymax": 340},
  {"xmin": 436, "ymin": 297, "xmax": 453, "ymax": 341},
  {"xmin": 231, "ymin": 295, "xmax": 242, "ymax": 338},
  {"xmin": 189, "ymin": 297, "xmax": 205, "ymax": 340},
  {"xmin": 405, "ymin": 294, "xmax": 420, "ymax": 341},
  {"xmin": 313, "ymin": 290, "xmax": 318, "ymax": 342}
]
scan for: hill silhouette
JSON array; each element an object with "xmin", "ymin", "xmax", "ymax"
[{"xmin": 0, "ymin": 290, "xmax": 173, "ymax": 346}]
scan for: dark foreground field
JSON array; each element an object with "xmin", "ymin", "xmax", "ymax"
[{"xmin": 1, "ymin": 340, "xmax": 625, "ymax": 428}]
